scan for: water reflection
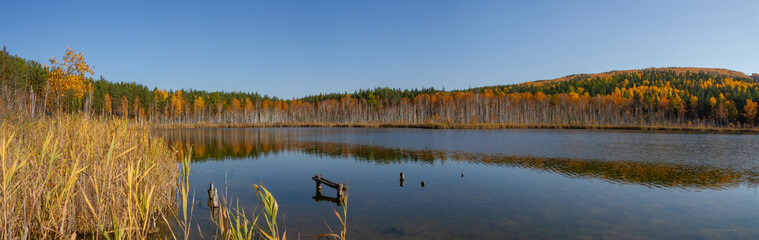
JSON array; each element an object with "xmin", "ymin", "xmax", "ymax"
[{"xmin": 160, "ymin": 128, "xmax": 759, "ymax": 190}]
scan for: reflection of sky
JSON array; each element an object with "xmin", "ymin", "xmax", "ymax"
[
  {"xmin": 159, "ymin": 128, "xmax": 759, "ymax": 189},
  {"xmin": 159, "ymin": 128, "xmax": 759, "ymax": 239},
  {"xmin": 281, "ymin": 128, "xmax": 759, "ymax": 171},
  {"xmin": 159, "ymin": 128, "xmax": 759, "ymax": 169},
  {"xmin": 185, "ymin": 149, "xmax": 759, "ymax": 239}
]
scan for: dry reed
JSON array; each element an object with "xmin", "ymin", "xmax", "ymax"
[{"xmin": 0, "ymin": 114, "xmax": 176, "ymax": 239}]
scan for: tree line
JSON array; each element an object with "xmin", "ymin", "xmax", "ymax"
[{"xmin": 2, "ymin": 47, "xmax": 759, "ymax": 128}]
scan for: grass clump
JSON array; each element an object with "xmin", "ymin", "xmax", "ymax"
[{"xmin": 0, "ymin": 115, "xmax": 176, "ymax": 239}]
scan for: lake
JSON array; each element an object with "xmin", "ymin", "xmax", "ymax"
[{"xmin": 157, "ymin": 128, "xmax": 759, "ymax": 239}]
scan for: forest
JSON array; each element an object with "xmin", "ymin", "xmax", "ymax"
[{"xmin": 3, "ymin": 46, "xmax": 759, "ymax": 129}]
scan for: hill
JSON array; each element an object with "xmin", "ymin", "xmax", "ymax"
[
  {"xmin": 304, "ymin": 67, "xmax": 759, "ymax": 126},
  {"xmin": 522, "ymin": 67, "xmax": 750, "ymax": 86}
]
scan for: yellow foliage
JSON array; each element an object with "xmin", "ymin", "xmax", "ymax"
[
  {"xmin": 47, "ymin": 48, "xmax": 93, "ymax": 99},
  {"xmin": 688, "ymin": 96, "xmax": 698, "ymax": 110},
  {"xmin": 170, "ymin": 91, "xmax": 185, "ymax": 116},
  {"xmin": 104, "ymin": 93, "xmax": 112, "ymax": 115},
  {"xmin": 743, "ymin": 99, "xmax": 758, "ymax": 124},
  {"xmin": 244, "ymin": 98, "xmax": 254, "ymax": 112},
  {"xmin": 231, "ymin": 98, "xmax": 242, "ymax": 112},
  {"xmin": 194, "ymin": 96, "xmax": 206, "ymax": 114},
  {"xmin": 154, "ymin": 89, "xmax": 168, "ymax": 103}
]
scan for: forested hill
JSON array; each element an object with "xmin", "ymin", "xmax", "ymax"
[
  {"xmin": 3, "ymin": 47, "xmax": 759, "ymax": 128},
  {"xmin": 304, "ymin": 67, "xmax": 757, "ymax": 103},
  {"xmin": 524, "ymin": 67, "xmax": 749, "ymax": 85},
  {"xmin": 472, "ymin": 67, "xmax": 759, "ymax": 123},
  {"xmin": 479, "ymin": 67, "xmax": 753, "ymax": 93},
  {"xmin": 304, "ymin": 67, "xmax": 759, "ymax": 125}
]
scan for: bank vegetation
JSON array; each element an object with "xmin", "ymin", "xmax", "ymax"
[{"xmin": 3, "ymin": 47, "xmax": 759, "ymax": 132}]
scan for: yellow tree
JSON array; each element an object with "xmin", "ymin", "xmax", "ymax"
[
  {"xmin": 709, "ymin": 96, "xmax": 717, "ymax": 107},
  {"xmin": 262, "ymin": 99, "xmax": 270, "ymax": 110},
  {"xmin": 688, "ymin": 96, "xmax": 698, "ymax": 118},
  {"xmin": 140, "ymin": 107, "xmax": 146, "ymax": 122},
  {"xmin": 104, "ymin": 93, "xmax": 112, "ymax": 117},
  {"xmin": 231, "ymin": 98, "xmax": 242, "ymax": 112},
  {"xmin": 194, "ymin": 96, "xmax": 206, "ymax": 116},
  {"xmin": 133, "ymin": 95, "xmax": 141, "ymax": 120},
  {"xmin": 244, "ymin": 98, "xmax": 254, "ymax": 112},
  {"xmin": 121, "ymin": 96, "xmax": 129, "ymax": 118},
  {"xmin": 154, "ymin": 88, "xmax": 169, "ymax": 117},
  {"xmin": 154, "ymin": 89, "xmax": 168, "ymax": 103},
  {"xmin": 170, "ymin": 91, "xmax": 185, "ymax": 117},
  {"xmin": 743, "ymin": 99, "xmax": 758, "ymax": 126},
  {"xmin": 47, "ymin": 48, "xmax": 93, "ymax": 107}
]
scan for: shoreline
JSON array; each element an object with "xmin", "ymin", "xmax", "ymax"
[{"xmin": 148, "ymin": 122, "xmax": 759, "ymax": 134}]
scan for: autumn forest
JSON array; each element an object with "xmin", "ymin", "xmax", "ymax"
[{"xmin": 3, "ymin": 47, "xmax": 759, "ymax": 129}]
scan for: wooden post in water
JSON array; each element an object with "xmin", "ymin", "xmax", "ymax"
[
  {"xmin": 400, "ymin": 172, "xmax": 405, "ymax": 187},
  {"xmin": 208, "ymin": 182, "xmax": 219, "ymax": 208},
  {"xmin": 312, "ymin": 175, "xmax": 347, "ymax": 201}
]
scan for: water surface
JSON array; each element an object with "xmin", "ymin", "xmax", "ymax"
[{"xmin": 159, "ymin": 128, "xmax": 759, "ymax": 239}]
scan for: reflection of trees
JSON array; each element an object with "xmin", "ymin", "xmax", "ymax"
[{"xmin": 160, "ymin": 129, "xmax": 759, "ymax": 189}]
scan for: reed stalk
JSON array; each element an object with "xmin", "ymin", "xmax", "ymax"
[{"xmin": 0, "ymin": 114, "xmax": 176, "ymax": 239}]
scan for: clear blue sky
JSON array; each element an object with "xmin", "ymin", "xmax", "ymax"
[{"xmin": 1, "ymin": 0, "xmax": 757, "ymax": 99}]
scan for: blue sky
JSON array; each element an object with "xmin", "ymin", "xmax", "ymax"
[{"xmin": 1, "ymin": 0, "xmax": 757, "ymax": 98}]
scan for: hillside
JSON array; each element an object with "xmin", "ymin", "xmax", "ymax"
[
  {"xmin": 522, "ymin": 67, "xmax": 750, "ymax": 85},
  {"xmin": 477, "ymin": 67, "xmax": 755, "ymax": 95},
  {"xmin": 469, "ymin": 67, "xmax": 759, "ymax": 125},
  {"xmin": 305, "ymin": 67, "xmax": 757, "ymax": 103},
  {"xmin": 303, "ymin": 67, "xmax": 759, "ymax": 125}
]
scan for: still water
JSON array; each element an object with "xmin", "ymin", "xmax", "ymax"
[{"xmin": 158, "ymin": 128, "xmax": 759, "ymax": 239}]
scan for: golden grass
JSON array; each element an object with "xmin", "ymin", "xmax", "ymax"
[
  {"xmin": 0, "ymin": 114, "xmax": 176, "ymax": 239},
  {"xmin": 0, "ymin": 113, "xmax": 349, "ymax": 239}
]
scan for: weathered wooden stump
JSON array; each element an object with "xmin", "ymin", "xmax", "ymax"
[
  {"xmin": 400, "ymin": 172, "xmax": 405, "ymax": 187},
  {"xmin": 207, "ymin": 182, "xmax": 219, "ymax": 208},
  {"xmin": 312, "ymin": 175, "xmax": 347, "ymax": 200}
]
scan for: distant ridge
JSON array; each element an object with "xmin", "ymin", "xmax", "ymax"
[{"xmin": 522, "ymin": 67, "xmax": 751, "ymax": 86}]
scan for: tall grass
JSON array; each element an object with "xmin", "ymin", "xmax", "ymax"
[
  {"xmin": 206, "ymin": 181, "xmax": 349, "ymax": 240},
  {"xmin": 210, "ymin": 183, "xmax": 285, "ymax": 240},
  {"xmin": 0, "ymin": 114, "xmax": 176, "ymax": 239},
  {"xmin": 316, "ymin": 195, "xmax": 348, "ymax": 240},
  {"xmin": 172, "ymin": 145, "xmax": 196, "ymax": 240},
  {"xmin": 0, "ymin": 112, "xmax": 349, "ymax": 239}
]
